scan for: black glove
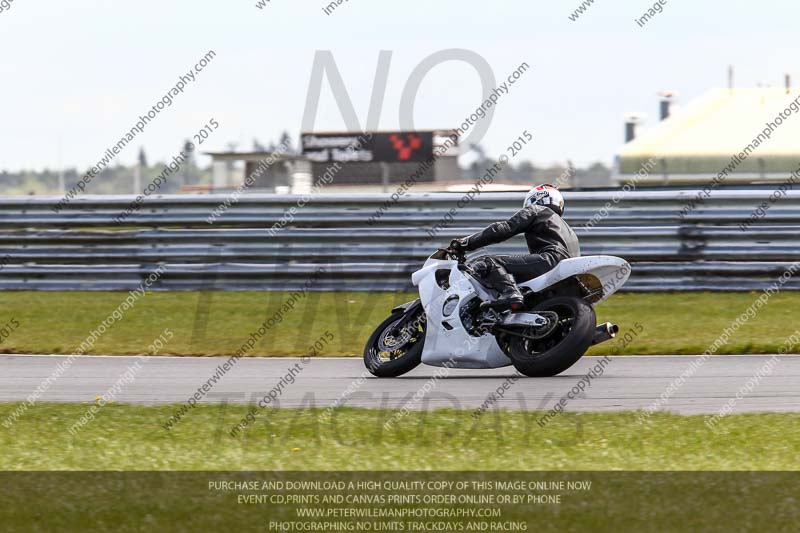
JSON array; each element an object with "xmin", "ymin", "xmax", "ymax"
[{"xmin": 449, "ymin": 238, "xmax": 469, "ymax": 252}]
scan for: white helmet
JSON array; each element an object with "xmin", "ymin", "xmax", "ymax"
[{"xmin": 523, "ymin": 184, "xmax": 565, "ymax": 216}]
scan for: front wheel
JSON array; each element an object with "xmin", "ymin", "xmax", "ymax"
[
  {"xmin": 497, "ymin": 296, "xmax": 596, "ymax": 377},
  {"xmin": 363, "ymin": 307, "xmax": 426, "ymax": 378}
]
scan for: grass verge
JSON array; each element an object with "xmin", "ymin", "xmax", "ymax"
[
  {"xmin": 1, "ymin": 290, "xmax": 800, "ymax": 356},
  {"xmin": 2, "ymin": 403, "xmax": 799, "ymax": 470}
]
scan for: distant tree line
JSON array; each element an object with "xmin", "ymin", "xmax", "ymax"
[
  {"xmin": 465, "ymin": 157, "xmax": 611, "ymax": 189},
  {"xmin": 0, "ymin": 135, "xmax": 611, "ymax": 195}
]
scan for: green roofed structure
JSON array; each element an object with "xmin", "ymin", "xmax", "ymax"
[{"xmin": 615, "ymin": 88, "xmax": 800, "ymax": 186}]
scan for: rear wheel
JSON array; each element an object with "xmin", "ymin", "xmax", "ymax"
[
  {"xmin": 497, "ymin": 296, "xmax": 595, "ymax": 377},
  {"xmin": 363, "ymin": 307, "xmax": 426, "ymax": 378}
]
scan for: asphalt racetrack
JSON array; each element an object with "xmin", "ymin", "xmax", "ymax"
[{"xmin": 1, "ymin": 355, "xmax": 797, "ymax": 415}]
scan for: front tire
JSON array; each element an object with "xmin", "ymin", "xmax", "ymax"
[
  {"xmin": 498, "ymin": 296, "xmax": 596, "ymax": 377},
  {"xmin": 363, "ymin": 308, "xmax": 426, "ymax": 378}
]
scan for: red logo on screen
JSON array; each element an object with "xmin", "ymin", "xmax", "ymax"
[{"xmin": 389, "ymin": 134, "xmax": 423, "ymax": 160}]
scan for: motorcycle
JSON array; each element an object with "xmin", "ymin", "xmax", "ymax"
[{"xmin": 364, "ymin": 248, "xmax": 630, "ymax": 377}]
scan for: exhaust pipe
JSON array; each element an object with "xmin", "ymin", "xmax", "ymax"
[{"xmin": 592, "ymin": 322, "xmax": 619, "ymax": 345}]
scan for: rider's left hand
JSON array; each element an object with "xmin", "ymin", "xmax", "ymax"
[{"xmin": 449, "ymin": 238, "xmax": 468, "ymax": 252}]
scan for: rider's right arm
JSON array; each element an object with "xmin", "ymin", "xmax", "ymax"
[{"xmin": 464, "ymin": 206, "xmax": 541, "ymax": 251}]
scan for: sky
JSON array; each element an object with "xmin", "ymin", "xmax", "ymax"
[{"xmin": 0, "ymin": 0, "xmax": 798, "ymax": 172}]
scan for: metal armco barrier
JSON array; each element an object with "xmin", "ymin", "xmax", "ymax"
[{"xmin": 0, "ymin": 189, "xmax": 798, "ymax": 291}]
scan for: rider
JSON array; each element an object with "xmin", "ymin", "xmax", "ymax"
[{"xmin": 449, "ymin": 184, "xmax": 580, "ymax": 310}]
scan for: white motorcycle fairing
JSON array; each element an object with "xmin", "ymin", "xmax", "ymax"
[
  {"xmin": 411, "ymin": 255, "xmax": 630, "ymax": 369},
  {"xmin": 518, "ymin": 255, "xmax": 630, "ymax": 304}
]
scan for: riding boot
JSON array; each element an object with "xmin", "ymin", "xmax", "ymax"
[{"xmin": 483, "ymin": 263, "xmax": 524, "ymax": 310}]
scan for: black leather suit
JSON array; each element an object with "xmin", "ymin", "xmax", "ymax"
[{"xmin": 463, "ymin": 205, "xmax": 580, "ymax": 289}]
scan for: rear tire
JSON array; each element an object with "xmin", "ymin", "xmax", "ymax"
[
  {"xmin": 498, "ymin": 296, "xmax": 595, "ymax": 377},
  {"xmin": 363, "ymin": 308, "xmax": 425, "ymax": 378}
]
